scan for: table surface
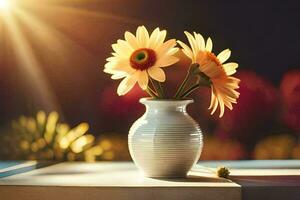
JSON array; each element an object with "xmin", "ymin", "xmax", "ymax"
[{"xmin": 0, "ymin": 160, "xmax": 300, "ymax": 200}]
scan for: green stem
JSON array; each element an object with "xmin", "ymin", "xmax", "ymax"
[
  {"xmin": 148, "ymin": 77, "xmax": 159, "ymax": 97},
  {"xmin": 174, "ymin": 73, "xmax": 191, "ymax": 99},
  {"xmin": 180, "ymin": 83, "xmax": 200, "ymax": 98},
  {"xmin": 146, "ymin": 86, "xmax": 157, "ymax": 98},
  {"xmin": 158, "ymin": 82, "xmax": 164, "ymax": 98},
  {"xmin": 148, "ymin": 86, "xmax": 157, "ymax": 96},
  {"xmin": 179, "ymin": 74, "xmax": 212, "ymax": 98},
  {"xmin": 174, "ymin": 63, "xmax": 200, "ymax": 99},
  {"xmin": 152, "ymin": 79, "xmax": 164, "ymax": 98}
]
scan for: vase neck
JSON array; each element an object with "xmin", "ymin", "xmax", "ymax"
[{"xmin": 140, "ymin": 98, "xmax": 194, "ymax": 113}]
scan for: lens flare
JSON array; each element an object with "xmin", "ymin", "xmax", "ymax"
[{"xmin": 0, "ymin": 0, "xmax": 11, "ymax": 11}]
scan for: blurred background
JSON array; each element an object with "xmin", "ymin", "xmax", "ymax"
[{"xmin": 0, "ymin": 0, "xmax": 299, "ymax": 161}]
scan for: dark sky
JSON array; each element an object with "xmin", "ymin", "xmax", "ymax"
[
  {"xmin": 157, "ymin": 1, "xmax": 298, "ymax": 84},
  {"xmin": 76, "ymin": 0, "xmax": 300, "ymax": 84}
]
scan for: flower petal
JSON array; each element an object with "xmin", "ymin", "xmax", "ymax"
[
  {"xmin": 177, "ymin": 40, "xmax": 194, "ymax": 60},
  {"xmin": 137, "ymin": 71, "xmax": 149, "ymax": 90},
  {"xmin": 155, "ymin": 56, "xmax": 179, "ymax": 67},
  {"xmin": 156, "ymin": 39, "xmax": 177, "ymax": 58},
  {"xmin": 223, "ymin": 62, "xmax": 239, "ymax": 75},
  {"xmin": 147, "ymin": 67, "xmax": 166, "ymax": 82},
  {"xmin": 217, "ymin": 49, "xmax": 231, "ymax": 64},
  {"xmin": 111, "ymin": 72, "xmax": 128, "ymax": 80},
  {"xmin": 117, "ymin": 73, "xmax": 138, "ymax": 95},
  {"xmin": 208, "ymin": 86, "xmax": 216, "ymax": 109},
  {"xmin": 201, "ymin": 62, "xmax": 220, "ymax": 78},
  {"xmin": 184, "ymin": 31, "xmax": 197, "ymax": 59},
  {"xmin": 225, "ymin": 102, "xmax": 233, "ymax": 110},
  {"xmin": 125, "ymin": 31, "xmax": 139, "ymax": 49},
  {"xmin": 106, "ymin": 56, "xmax": 118, "ymax": 62},
  {"xmin": 223, "ymin": 96, "xmax": 234, "ymax": 110},
  {"xmin": 154, "ymin": 30, "xmax": 167, "ymax": 49},
  {"xmin": 206, "ymin": 37, "xmax": 213, "ymax": 52},
  {"xmin": 218, "ymin": 85, "xmax": 240, "ymax": 99},
  {"xmin": 194, "ymin": 32, "xmax": 205, "ymax": 52},
  {"xmin": 136, "ymin": 26, "xmax": 149, "ymax": 48},
  {"xmin": 215, "ymin": 89, "xmax": 225, "ymax": 117},
  {"xmin": 103, "ymin": 68, "xmax": 115, "ymax": 74},
  {"xmin": 210, "ymin": 87, "xmax": 219, "ymax": 115},
  {"xmin": 112, "ymin": 41, "xmax": 132, "ymax": 58},
  {"xmin": 104, "ymin": 59, "xmax": 134, "ymax": 74},
  {"xmin": 149, "ymin": 28, "xmax": 160, "ymax": 49},
  {"xmin": 166, "ymin": 47, "xmax": 179, "ymax": 56},
  {"xmin": 117, "ymin": 39, "xmax": 134, "ymax": 52}
]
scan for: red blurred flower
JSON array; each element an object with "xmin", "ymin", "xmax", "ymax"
[
  {"xmin": 280, "ymin": 69, "xmax": 300, "ymax": 133},
  {"xmin": 215, "ymin": 70, "xmax": 278, "ymax": 143},
  {"xmin": 98, "ymin": 84, "xmax": 146, "ymax": 131}
]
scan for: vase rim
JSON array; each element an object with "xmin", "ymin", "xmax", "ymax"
[{"xmin": 139, "ymin": 97, "xmax": 194, "ymax": 104}]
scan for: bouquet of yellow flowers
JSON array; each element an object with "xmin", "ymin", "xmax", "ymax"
[{"xmin": 104, "ymin": 26, "xmax": 240, "ymax": 117}]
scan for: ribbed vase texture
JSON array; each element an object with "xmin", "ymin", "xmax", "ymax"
[{"xmin": 128, "ymin": 98, "xmax": 203, "ymax": 178}]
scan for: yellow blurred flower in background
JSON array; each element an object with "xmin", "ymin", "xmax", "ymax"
[
  {"xmin": 201, "ymin": 136, "xmax": 245, "ymax": 160},
  {"xmin": 291, "ymin": 145, "xmax": 300, "ymax": 159},
  {"xmin": 104, "ymin": 26, "xmax": 179, "ymax": 96},
  {"xmin": 253, "ymin": 134, "xmax": 298, "ymax": 159},
  {"xmin": 0, "ymin": 111, "xmax": 122, "ymax": 162},
  {"xmin": 178, "ymin": 32, "xmax": 240, "ymax": 117}
]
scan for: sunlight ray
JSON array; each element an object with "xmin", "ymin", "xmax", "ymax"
[
  {"xmin": 19, "ymin": 2, "xmax": 147, "ymax": 25},
  {"xmin": 2, "ymin": 11, "xmax": 60, "ymax": 111},
  {"xmin": 14, "ymin": 7, "xmax": 95, "ymax": 62}
]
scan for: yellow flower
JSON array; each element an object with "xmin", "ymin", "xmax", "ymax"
[
  {"xmin": 178, "ymin": 32, "xmax": 240, "ymax": 117},
  {"xmin": 104, "ymin": 26, "xmax": 179, "ymax": 96}
]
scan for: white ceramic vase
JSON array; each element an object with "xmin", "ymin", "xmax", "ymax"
[{"xmin": 128, "ymin": 98, "xmax": 203, "ymax": 178}]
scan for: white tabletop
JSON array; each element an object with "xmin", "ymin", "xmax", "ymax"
[{"xmin": 0, "ymin": 161, "xmax": 299, "ymax": 200}]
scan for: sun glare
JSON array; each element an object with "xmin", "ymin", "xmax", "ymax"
[
  {"xmin": 0, "ymin": 0, "xmax": 141, "ymax": 112},
  {"xmin": 0, "ymin": 0, "xmax": 11, "ymax": 11}
]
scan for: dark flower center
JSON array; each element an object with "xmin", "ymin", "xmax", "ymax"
[{"xmin": 130, "ymin": 48, "xmax": 156, "ymax": 70}]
